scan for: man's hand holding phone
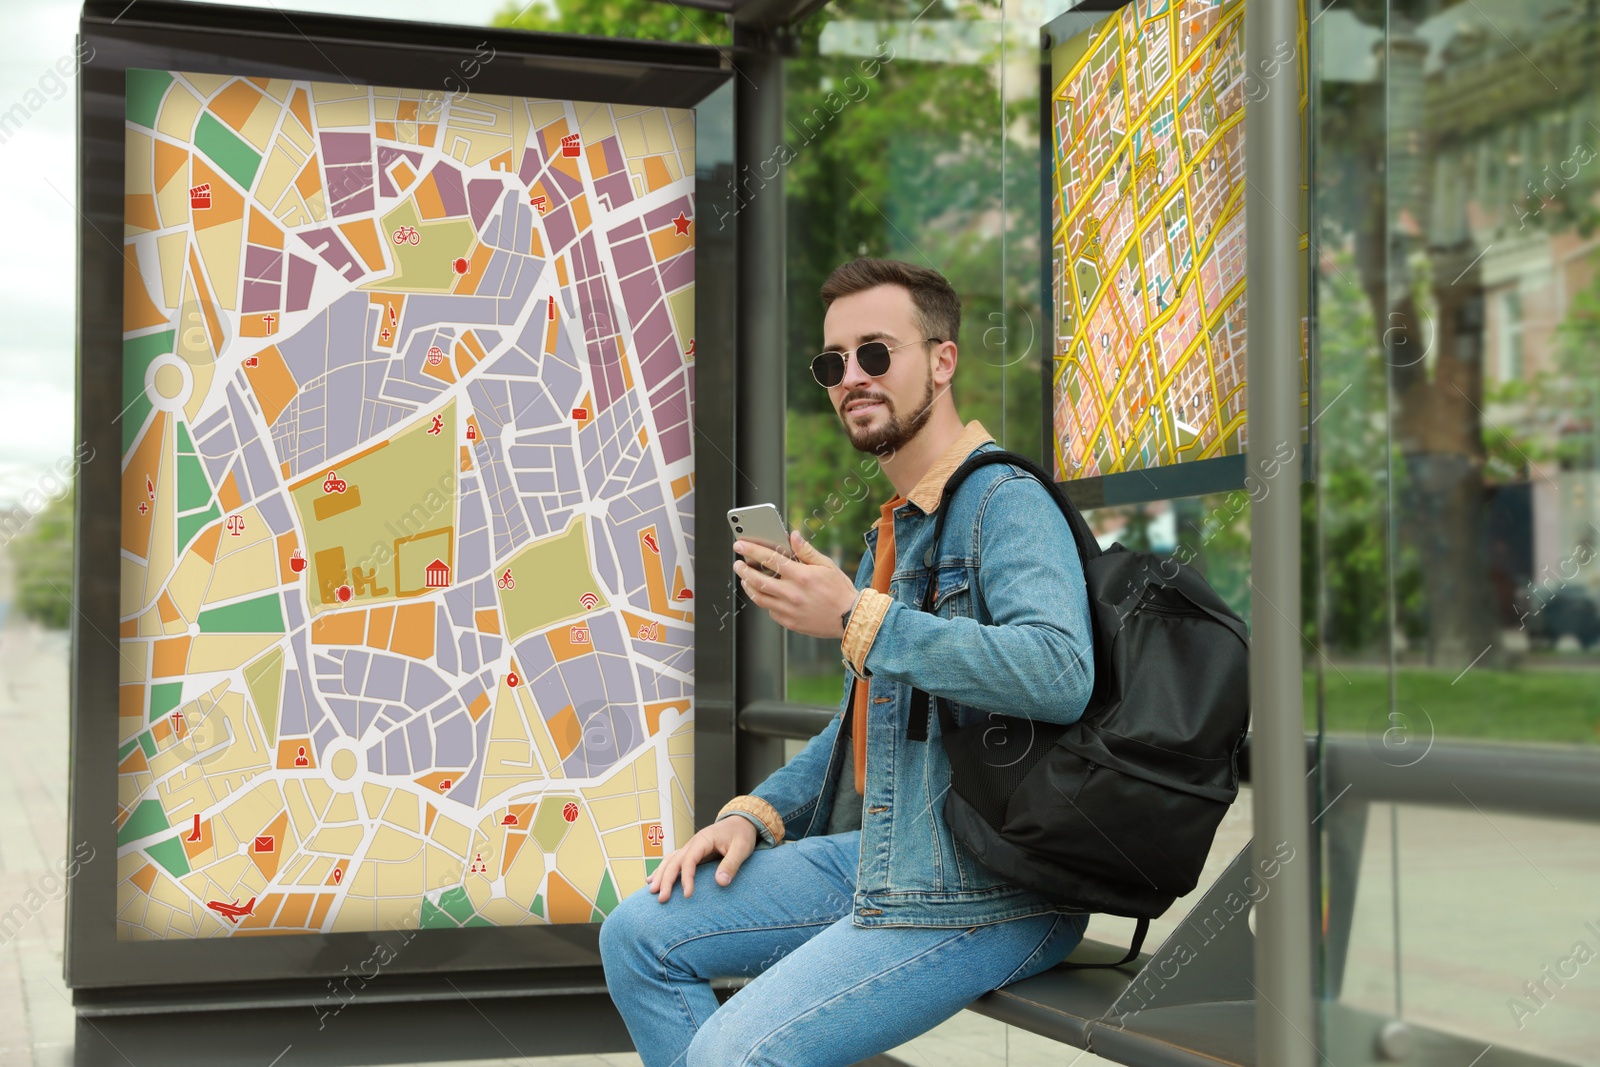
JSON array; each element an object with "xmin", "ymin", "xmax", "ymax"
[{"xmin": 733, "ymin": 528, "xmax": 861, "ymax": 640}]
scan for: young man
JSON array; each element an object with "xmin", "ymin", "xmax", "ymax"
[{"xmin": 599, "ymin": 258, "xmax": 1096, "ymax": 1067}]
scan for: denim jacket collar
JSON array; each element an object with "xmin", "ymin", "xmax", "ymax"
[{"xmin": 862, "ymin": 420, "xmax": 995, "ymax": 550}]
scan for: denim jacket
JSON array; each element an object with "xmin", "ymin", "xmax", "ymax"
[{"xmin": 717, "ymin": 421, "xmax": 1096, "ymax": 928}]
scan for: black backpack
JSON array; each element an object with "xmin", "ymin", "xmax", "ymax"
[{"xmin": 905, "ymin": 449, "xmax": 1250, "ymax": 964}]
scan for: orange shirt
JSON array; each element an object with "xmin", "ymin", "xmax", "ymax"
[{"xmin": 852, "ymin": 492, "xmax": 904, "ymax": 794}]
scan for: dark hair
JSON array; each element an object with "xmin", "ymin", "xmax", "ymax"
[{"xmin": 819, "ymin": 257, "xmax": 960, "ymax": 350}]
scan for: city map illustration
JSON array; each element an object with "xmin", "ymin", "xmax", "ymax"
[
  {"xmin": 116, "ymin": 70, "xmax": 696, "ymax": 938},
  {"xmin": 1049, "ymin": 0, "xmax": 1308, "ymax": 482}
]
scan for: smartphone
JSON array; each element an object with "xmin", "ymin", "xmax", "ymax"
[{"xmin": 727, "ymin": 504, "xmax": 795, "ymax": 578}]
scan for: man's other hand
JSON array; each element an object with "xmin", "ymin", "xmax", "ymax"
[
  {"xmin": 645, "ymin": 815, "xmax": 758, "ymax": 902},
  {"xmin": 733, "ymin": 529, "xmax": 860, "ymax": 639}
]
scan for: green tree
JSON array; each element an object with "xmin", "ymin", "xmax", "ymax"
[
  {"xmin": 7, "ymin": 488, "xmax": 74, "ymax": 630},
  {"xmin": 495, "ymin": 0, "xmax": 729, "ymax": 45}
]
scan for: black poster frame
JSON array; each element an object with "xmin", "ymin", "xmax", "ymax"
[
  {"xmin": 70, "ymin": 0, "xmax": 738, "ymax": 991},
  {"xmin": 1039, "ymin": 1, "xmax": 1313, "ymax": 511}
]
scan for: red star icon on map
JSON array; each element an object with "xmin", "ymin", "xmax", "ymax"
[{"xmin": 672, "ymin": 212, "xmax": 691, "ymax": 236}]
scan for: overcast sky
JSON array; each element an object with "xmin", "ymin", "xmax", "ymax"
[{"xmin": 0, "ymin": 0, "xmax": 518, "ymax": 505}]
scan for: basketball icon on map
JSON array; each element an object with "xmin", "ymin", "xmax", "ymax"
[
  {"xmin": 453, "ymin": 257, "xmax": 469, "ymax": 275},
  {"xmin": 562, "ymin": 801, "xmax": 579, "ymax": 822},
  {"xmin": 336, "ymin": 585, "xmax": 352, "ymax": 603}
]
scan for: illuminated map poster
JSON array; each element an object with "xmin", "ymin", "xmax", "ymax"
[
  {"xmin": 1047, "ymin": 0, "xmax": 1308, "ymax": 486},
  {"xmin": 116, "ymin": 71, "xmax": 697, "ymax": 939}
]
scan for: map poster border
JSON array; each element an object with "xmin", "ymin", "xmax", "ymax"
[
  {"xmin": 1039, "ymin": 0, "xmax": 1313, "ymax": 511},
  {"xmin": 69, "ymin": 0, "xmax": 736, "ymax": 992}
]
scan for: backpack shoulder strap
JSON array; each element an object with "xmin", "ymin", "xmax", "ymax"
[
  {"xmin": 921, "ymin": 450, "xmax": 1100, "ymax": 583},
  {"xmin": 906, "ymin": 449, "xmax": 1099, "ymax": 743}
]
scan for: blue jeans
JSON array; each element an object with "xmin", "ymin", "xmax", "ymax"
[{"xmin": 598, "ymin": 831, "xmax": 1089, "ymax": 1067}]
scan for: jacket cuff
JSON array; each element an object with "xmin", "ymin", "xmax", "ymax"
[
  {"xmin": 841, "ymin": 588, "xmax": 892, "ymax": 677},
  {"xmin": 716, "ymin": 794, "xmax": 785, "ymax": 846},
  {"xmin": 717, "ymin": 810, "xmax": 777, "ymax": 850}
]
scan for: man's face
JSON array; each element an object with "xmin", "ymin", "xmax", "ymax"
[{"xmin": 821, "ymin": 284, "xmax": 942, "ymax": 458}]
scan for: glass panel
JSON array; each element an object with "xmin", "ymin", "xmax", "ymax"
[
  {"xmin": 1380, "ymin": 0, "xmax": 1600, "ymax": 742},
  {"xmin": 1318, "ymin": 0, "xmax": 1600, "ymax": 1058},
  {"xmin": 1336, "ymin": 804, "xmax": 1600, "ymax": 1063},
  {"xmin": 783, "ymin": 0, "xmax": 1062, "ymax": 701}
]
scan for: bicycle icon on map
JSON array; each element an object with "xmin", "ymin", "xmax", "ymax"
[
  {"xmin": 322, "ymin": 470, "xmax": 348, "ymax": 494},
  {"xmin": 498, "ymin": 569, "xmax": 515, "ymax": 590},
  {"xmin": 391, "ymin": 225, "xmax": 421, "ymax": 246}
]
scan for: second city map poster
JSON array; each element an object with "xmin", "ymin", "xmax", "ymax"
[{"xmin": 1047, "ymin": 0, "xmax": 1309, "ymax": 487}]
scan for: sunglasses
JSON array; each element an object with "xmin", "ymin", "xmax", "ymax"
[{"xmin": 811, "ymin": 337, "xmax": 943, "ymax": 388}]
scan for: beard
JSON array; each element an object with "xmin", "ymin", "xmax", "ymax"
[{"xmin": 839, "ymin": 357, "xmax": 937, "ymax": 458}]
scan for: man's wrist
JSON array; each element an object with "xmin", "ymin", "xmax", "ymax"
[{"xmin": 839, "ymin": 589, "xmax": 861, "ymax": 640}]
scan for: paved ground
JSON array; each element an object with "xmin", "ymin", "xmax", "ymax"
[{"xmin": 3, "ymin": 552, "xmax": 1594, "ymax": 1065}]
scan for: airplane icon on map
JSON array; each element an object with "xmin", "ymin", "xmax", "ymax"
[{"xmin": 206, "ymin": 896, "xmax": 257, "ymax": 924}]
